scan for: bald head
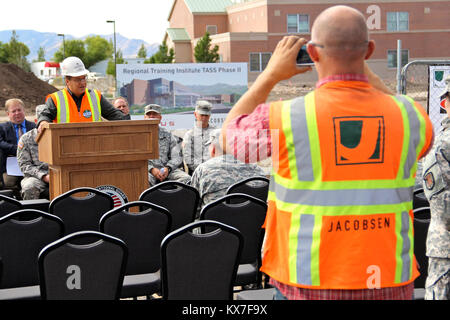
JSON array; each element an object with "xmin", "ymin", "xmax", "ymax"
[{"xmin": 312, "ymin": 6, "xmax": 369, "ymax": 62}]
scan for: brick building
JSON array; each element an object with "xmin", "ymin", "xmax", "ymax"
[{"xmin": 165, "ymin": 0, "xmax": 450, "ymax": 80}]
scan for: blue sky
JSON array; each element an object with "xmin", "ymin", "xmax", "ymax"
[{"xmin": 0, "ymin": 0, "xmax": 174, "ymax": 44}]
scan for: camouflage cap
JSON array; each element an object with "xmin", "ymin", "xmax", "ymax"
[
  {"xmin": 144, "ymin": 104, "xmax": 161, "ymax": 114},
  {"xmin": 35, "ymin": 104, "xmax": 47, "ymax": 119},
  {"xmin": 205, "ymin": 128, "xmax": 222, "ymax": 146},
  {"xmin": 195, "ymin": 100, "xmax": 212, "ymax": 115},
  {"xmin": 439, "ymin": 75, "xmax": 450, "ymax": 99}
]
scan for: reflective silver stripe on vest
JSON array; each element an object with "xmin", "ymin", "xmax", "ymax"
[
  {"xmin": 297, "ymin": 214, "xmax": 314, "ymax": 285},
  {"xmin": 88, "ymin": 90, "xmax": 101, "ymax": 122},
  {"xmin": 291, "ymin": 97, "xmax": 314, "ymax": 181},
  {"xmin": 56, "ymin": 90, "xmax": 68, "ymax": 123},
  {"xmin": 396, "ymin": 95, "xmax": 421, "ymax": 179},
  {"xmin": 400, "ymin": 211, "xmax": 411, "ymax": 282},
  {"xmin": 269, "ymin": 176, "xmax": 413, "ymax": 206}
]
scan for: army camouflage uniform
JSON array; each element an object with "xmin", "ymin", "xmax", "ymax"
[
  {"xmin": 422, "ymin": 117, "xmax": 450, "ymax": 300},
  {"xmin": 17, "ymin": 128, "xmax": 49, "ymax": 200},
  {"xmin": 148, "ymin": 126, "xmax": 191, "ymax": 186},
  {"xmin": 182, "ymin": 124, "xmax": 216, "ymax": 173},
  {"xmin": 191, "ymin": 153, "xmax": 266, "ymax": 213}
]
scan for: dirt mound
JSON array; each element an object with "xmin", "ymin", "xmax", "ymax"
[{"xmin": 0, "ymin": 63, "xmax": 58, "ymax": 113}]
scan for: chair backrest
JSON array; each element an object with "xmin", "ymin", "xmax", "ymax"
[
  {"xmin": 161, "ymin": 220, "xmax": 242, "ymax": 300},
  {"xmin": 38, "ymin": 231, "xmax": 127, "ymax": 300},
  {"xmin": 0, "ymin": 209, "xmax": 64, "ymax": 289},
  {"xmin": 413, "ymin": 208, "xmax": 430, "ymax": 288},
  {"xmin": 226, "ymin": 176, "xmax": 270, "ymax": 203},
  {"xmin": 49, "ymin": 187, "xmax": 114, "ymax": 235},
  {"xmin": 0, "ymin": 194, "xmax": 23, "ymax": 219},
  {"xmin": 413, "ymin": 206, "xmax": 431, "ymax": 220},
  {"xmin": 200, "ymin": 193, "xmax": 267, "ymax": 265},
  {"xmin": 139, "ymin": 181, "xmax": 199, "ymax": 231},
  {"xmin": 413, "ymin": 188, "xmax": 429, "ymax": 209},
  {"xmin": 99, "ymin": 201, "xmax": 171, "ymax": 275}
]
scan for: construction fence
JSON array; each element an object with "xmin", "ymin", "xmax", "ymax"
[
  {"xmin": 399, "ymin": 60, "xmax": 450, "ymax": 187},
  {"xmin": 400, "ymin": 60, "xmax": 450, "ymax": 133}
]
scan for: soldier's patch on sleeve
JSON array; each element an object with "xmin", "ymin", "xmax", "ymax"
[
  {"xmin": 18, "ymin": 141, "xmax": 24, "ymax": 149},
  {"xmin": 424, "ymin": 171, "xmax": 435, "ymax": 190}
]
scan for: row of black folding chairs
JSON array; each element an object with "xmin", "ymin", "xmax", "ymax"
[
  {"xmin": 0, "ymin": 191, "xmax": 268, "ymax": 300},
  {"xmin": 0, "ymin": 215, "xmax": 242, "ymax": 300},
  {"xmin": 0, "ymin": 176, "xmax": 270, "ymax": 232}
]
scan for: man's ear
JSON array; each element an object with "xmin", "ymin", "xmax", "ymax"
[
  {"xmin": 364, "ymin": 40, "xmax": 375, "ymax": 60},
  {"xmin": 307, "ymin": 43, "xmax": 319, "ymax": 62}
]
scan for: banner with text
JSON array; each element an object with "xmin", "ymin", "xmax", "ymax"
[{"xmin": 117, "ymin": 63, "xmax": 248, "ymax": 130}]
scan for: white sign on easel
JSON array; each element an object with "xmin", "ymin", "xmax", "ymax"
[{"xmin": 428, "ymin": 65, "xmax": 450, "ymax": 135}]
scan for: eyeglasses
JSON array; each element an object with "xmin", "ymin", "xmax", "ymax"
[
  {"xmin": 69, "ymin": 76, "xmax": 87, "ymax": 83},
  {"xmin": 307, "ymin": 41, "xmax": 325, "ymax": 49},
  {"xmin": 307, "ymin": 40, "xmax": 369, "ymax": 49}
]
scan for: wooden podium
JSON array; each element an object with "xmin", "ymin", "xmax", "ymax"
[{"xmin": 36, "ymin": 120, "xmax": 159, "ymax": 202}]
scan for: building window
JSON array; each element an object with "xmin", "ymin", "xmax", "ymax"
[
  {"xmin": 387, "ymin": 12, "xmax": 409, "ymax": 31},
  {"xmin": 249, "ymin": 52, "xmax": 272, "ymax": 72},
  {"xmin": 206, "ymin": 25, "xmax": 217, "ymax": 35},
  {"xmin": 387, "ymin": 49, "xmax": 409, "ymax": 68},
  {"xmin": 287, "ymin": 14, "xmax": 309, "ymax": 33}
]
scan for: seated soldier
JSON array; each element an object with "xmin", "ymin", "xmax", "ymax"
[
  {"xmin": 182, "ymin": 100, "xmax": 216, "ymax": 174},
  {"xmin": 191, "ymin": 129, "xmax": 266, "ymax": 212},
  {"xmin": 17, "ymin": 105, "xmax": 49, "ymax": 200},
  {"xmin": 145, "ymin": 104, "xmax": 191, "ymax": 186}
]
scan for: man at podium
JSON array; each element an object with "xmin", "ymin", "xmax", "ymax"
[{"xmin": 37, "ymin": 56, "xmax": 127, "ymax": 132}]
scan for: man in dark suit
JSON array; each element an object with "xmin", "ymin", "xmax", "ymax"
[{"xmin": 0, "ymin": 98, "xmax": 36, "ymax": 196}]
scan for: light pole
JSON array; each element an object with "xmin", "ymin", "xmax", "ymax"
[
  {"xmin": 57, "ymin": 33, "xmax": 65, "ymax": 59},
  {"xmin": 106, "ymin": 20, "xmax": 117, "ymax": 97}
]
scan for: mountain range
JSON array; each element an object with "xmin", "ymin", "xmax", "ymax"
[{"xmin": 0, "ymin": 29, "xmax": 159, "ymax": 62}]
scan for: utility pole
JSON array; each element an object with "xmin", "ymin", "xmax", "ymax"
[
  {"xmin": 57, "ymin": 34, "xmax": 65, "ymax": 59},
  {"xmin": 106, "ymin": 20, "xmax": 117, "ymax": 97}
]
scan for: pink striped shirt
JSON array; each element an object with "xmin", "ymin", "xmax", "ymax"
[{"xmin": 225, "ymin": 74, "xmax": 369, "ymax": 163}]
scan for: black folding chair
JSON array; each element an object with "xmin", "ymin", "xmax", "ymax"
[
  {"xmin": 139, "ymin": 181, "xmax": 199, "ymax": 231},
  {"xmin": 226, "ymin": 176, "xmax": 270, "ymax": 203},
  {"xmin": 49, "ymin": 187, "xmax": 114, "ymax": 236},
  {"xmin": 38, "ymin": 231, "xmax": 127, "ymax": 300},
  {"xmin": 100, "ymin": 201, "xmax": 171, "ymax": 298},
  {"xmin": 413, "ymin": 207, "xmax": 431, "ymax": 289},
  {"xmin": 0, "ymin": 194, "xmax": 23, "ymax": 219},
  {"xmin": 200, "ymin": 193, "xmax": 267, "ymax": 289},
  {"xmin": 413, "ymin": 188, "xmax": 429, "ymax": 209},
  {"xmin": 161, "ymin": 220, "xmax": 243, "ymax": 300},
  {"xmin": 0, "ymin": 209, "xmax": 64, "ymax": 300}
]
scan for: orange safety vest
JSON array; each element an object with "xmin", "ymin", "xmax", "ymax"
[
  {"xmin": 46, "ymin": 88, "xmax": 102, "ymax": 123},
  {"xmin": 261, "ymin": 81, "xmax": 433, "ymax": 290}
]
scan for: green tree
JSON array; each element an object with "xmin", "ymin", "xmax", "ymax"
[
  {"xmin": 0, "ymin": 42, "xmax": 9, "ymax": 63},
  {"xmin": 137, "ymin": 43, "xmax": 147, "ymax": 59},
  {"xmin": 84, "ymin": 36, "xmax": 113, "ymax": 68},
  {"xmin": 53, "ymin": 39, "xmax": 86, "ymax": 63},
  {"xmin": 194, "ymin": 32, "xmax": 219, "ymax": 63},
  {"xmin": 34, "ymin": 46, "xmax": 46, "ymax": 62},
  {"xmin": 53, "ymin": 36, "xmax": 111, "ymax": 68},
  {"xmin": 4, "ymin": 31, "xmax": 31, "ymax": 71},
  {"xmin": 106, "ymin": 49, "xmax": 125, "ymax": 76},
  {"xmin": 145, "ymin": 41, "xmax": 174, "ymax": 64}
]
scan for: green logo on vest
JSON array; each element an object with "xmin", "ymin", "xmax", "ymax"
[{"xmin": 334, "ymin": 116, "xmax": 385, "ymax": 165}]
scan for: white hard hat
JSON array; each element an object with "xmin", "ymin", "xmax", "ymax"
[{"xmin": 61, "ymin": 56, "xmax": 89, "ymax": 77}]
